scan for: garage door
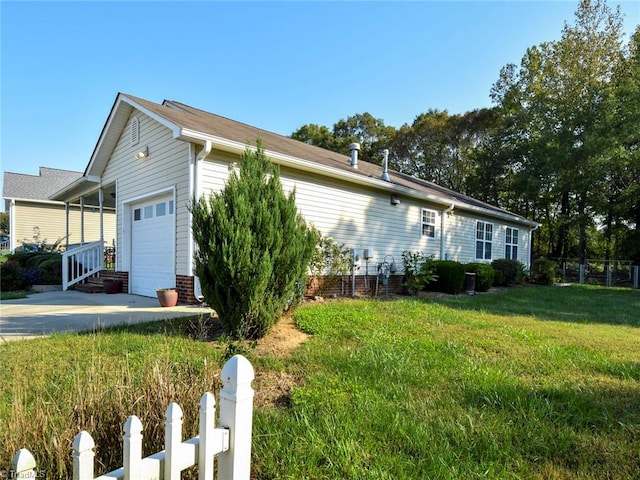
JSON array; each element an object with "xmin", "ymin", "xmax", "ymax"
[{"xmin": 131, "ymin": 196, "xmax": 175, "ymax": 297}]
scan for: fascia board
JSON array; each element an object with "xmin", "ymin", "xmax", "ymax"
[
  {"xmin": 49, "ymin": 176, "xmax": 100, "ymax": 202},
  {"xmin": 178, "ymin": 129, "xmax": 455, "ymax": 205},
  {"xmin": 4, "ymin": 197, "xmax": 66, "ymax": 206},
  {"xmin": 122, "ymin": 95, "xmax": 182, "ymax": 137}
]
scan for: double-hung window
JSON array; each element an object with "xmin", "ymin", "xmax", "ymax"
[
  {"xmin": 421, "ymin": 209, "xmax": 436, "ymax": 238},
  {"xmin": 505, "ymin": 227, "xmax": 519, "ymax": 260},
  {"xmin": 476, "ymin": 221, "xmax": 493, "ymax": 260}
]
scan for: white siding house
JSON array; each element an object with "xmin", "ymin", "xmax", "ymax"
[{"xmin": 51, "ymin": 93, "xmax": 539, "ymax": 302}]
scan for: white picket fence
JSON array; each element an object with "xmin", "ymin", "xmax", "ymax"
[{"xmin": 11, "ymin": 355, "xmax": 254, "ymax": 480}]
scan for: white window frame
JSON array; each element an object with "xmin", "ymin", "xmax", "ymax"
[
  {"xmin": 505, "ymin": 227, "xmax": 519, "ymax": 260},
  {"xmin": 475, "ymin": 221, "xmax": 493, "ymax": 260},
  {"xmin": 421, "ymin": 208, "xmax": 436, "ymax": 238}
]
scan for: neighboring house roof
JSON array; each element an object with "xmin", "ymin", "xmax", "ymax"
[
  {"xmin": 53, "ymin": 92, "xmax": 539, "ymax": 228},
  {"xmin": 3, "ymin": 167, "xmax": 82, "ymax": 202}
]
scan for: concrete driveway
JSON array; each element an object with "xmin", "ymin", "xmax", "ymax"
[{"xmin": 0, "ymin": 290, "xmax": 213, "ymax": 340}]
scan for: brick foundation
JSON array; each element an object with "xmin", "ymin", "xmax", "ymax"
[
  {"xmin": 305, "ymin": 274, "xmax": 404, "ymax": 298},
  {"xmin": 176, "ymin": 275, "xmax": 198, "ymax": 305},
  {"xmin": 169, "ymin": 274, "xmax": 405, "ymax": 305},
  {"xmin": 99, "ymin": 271, "xmax": 129, "ymax": 293}
]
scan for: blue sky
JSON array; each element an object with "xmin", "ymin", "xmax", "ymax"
[{"xmin": 1, "ymin": 1, "xmax": 638, "ymax": 207}]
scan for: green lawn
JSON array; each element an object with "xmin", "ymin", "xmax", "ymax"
[{"xmin": 1, "ymin": 284, "xmax": 639, "ymax": 479}]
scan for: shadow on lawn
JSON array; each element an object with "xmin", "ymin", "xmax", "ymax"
[
  {"xmin": 460, "ymin": 376, "xmax": 640, "ymax": 476},
  {"xmin": 423, "ymin": 284, "xmax": 640, "ymax": 327},
  {"xmin": 76, "ymin": 313, "xmax": 228, "ymax": 341}
]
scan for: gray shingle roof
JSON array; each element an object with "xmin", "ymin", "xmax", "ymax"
[
  {"xmin": 125, "ymin": 94, "xmax": 532, "ymax": 222},
  {"xmin": 3, "ymin": 167, "xmax": 82, "ymax": 201}
]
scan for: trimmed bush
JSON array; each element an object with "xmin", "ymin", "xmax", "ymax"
[
  {"xmin": 531, "ymin": 258, "xmax": 560, "ymax": 285},
  {"xmin": 0, "ymin": 260, "xmax": 27, "ymax": 291},
  {"xmin": 430, "ymin": 260, "xmax": 466, "ymax": 294},
  {"xmin": 492, "ymin": 268, "xmax": 504, "ymax": 287},
  {"xmin": 491, "ymin": 259, "xmax": 525, "ymax": 286},
  {"xmin": 464, "ymin": 263, "xmax": 495, "ymax": 292}
]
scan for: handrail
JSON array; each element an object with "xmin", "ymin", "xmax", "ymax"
[{"xmin": 62, "ymin": 241, "xmax": 104, "ymax": 291}]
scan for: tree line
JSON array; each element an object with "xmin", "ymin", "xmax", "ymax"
[{"xmin": 291, "ymin": 0, "xmax": 639, "ymax": 264}]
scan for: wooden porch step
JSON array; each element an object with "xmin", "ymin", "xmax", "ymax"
[
  {"xmin": 74, "ymin": 273, "xmax": 119, "ymax": 294},
  {"xmin": 75, "ymin": 282, "xmax": 105, "ymax": 294}
]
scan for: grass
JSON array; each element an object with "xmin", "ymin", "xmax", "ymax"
[
  {"xmin": 0, "ymin": 289, "xmax": 32, "ymax": 300},
  {"xmin": 1, "ymin": 285, "xmax": 639, "ymax": 479}
]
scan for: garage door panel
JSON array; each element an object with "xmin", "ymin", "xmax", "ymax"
[{"xmin": 131, "ymin": 196, "xmax": 174, "ymax": 297}]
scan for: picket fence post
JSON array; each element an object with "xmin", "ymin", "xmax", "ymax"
[
  {"xmin": 72, "ymin": 431, "xmax": 95, "ymax": 479},
  {"xmin": 199, "ymin": 392, "xmax": 216, "ymax": 480},
  {"xmin": 218, "ymin": 354, "xmax": 255, "ymax": 480},
  {"xmin": 165, "ymin": 402, "xmax": 183, "ymax": 479},
  {"xmin": 12, "ymin": 448, "xmax": 36, "ymax": 477}
]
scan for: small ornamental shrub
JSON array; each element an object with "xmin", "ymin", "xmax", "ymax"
[
  {"xmin": 430, "ymin": 260, "xmax": 466, "ymax": 294},
  {"xmin": 24, "ymin": 252, "xmax": 62, "ymax": 285},
  {"xmin": 531, "ymin": 258, "xmax": 561, "ymax": 285},
  {"xmin": 0, "ymin": 260, "xmax": 27, "ymax": 291},
  {"xmin": 401, "ymin": 251, "xmax": 438, "ymax": 296},
  {"xmin": 309, "ymin": 234, "xmax": 352, "ymax": 296},
  {"xmin": 464, "ymin": 263, "xmax": 495, "ymax": 292},
  {"xmin": 491, "ymin": 259, "xmax": 525, "ymax": 286}
]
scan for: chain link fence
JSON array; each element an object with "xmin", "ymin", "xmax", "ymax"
[{"xmin": 546, "ymin": 258, "xmax": 640, "ymax": 288}]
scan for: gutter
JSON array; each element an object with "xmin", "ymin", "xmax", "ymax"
[{"xmin": 526, "ymin": 223, "xmax": 541, "ymax": 271}]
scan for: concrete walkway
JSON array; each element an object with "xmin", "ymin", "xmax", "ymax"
[{"xmin": 0, "ymin": 290, "xmax": 213, "ymax": 341}]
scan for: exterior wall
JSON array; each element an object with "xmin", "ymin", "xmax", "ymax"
[
  {"xmin": 444, "ymin": 211, "xmax": 532, "ymax": 268},
  {"xmin": 101, "ymin": 110, "xmax": 190, "ymax": 278},
  {"xmin": 11, "ymin": 201, "xmax": 115, "ymax": 249},
  {"xmin": 198, "ymin": 153, "xmax": 446, "ymax": 273}
]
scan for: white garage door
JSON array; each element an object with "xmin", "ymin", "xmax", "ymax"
[{"xmin": 131, "ymin": 196, "xmax": 175, "ymax": 297}]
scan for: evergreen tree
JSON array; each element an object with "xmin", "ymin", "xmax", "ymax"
[{"xmin": 190, "ymin": 140, "xmax": 319, "ymax": 339}]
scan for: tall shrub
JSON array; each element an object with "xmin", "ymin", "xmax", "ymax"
[
  {"xmin": 491, "ymin": 259, "xmax": 525, "ymax": 286},
  {"xmin": 190, "ymin": 140, "xmax": 319, "ymax": 339},
  {"xmin": 430, "ymin": 260, "xmax": 466, "ymax": 294},
  {"xmin": 464, "ymin": 263, "xmax": 495, "ymax": 292}
]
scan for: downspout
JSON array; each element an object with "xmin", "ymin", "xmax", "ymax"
[
  {"xmin": 189, "ymin": 141, "xmax": 212, "ymax": 302},
  {"xmin": 9, "ymin": 199, "xmax": 16, "ymax": 252},
  {"xmin": 440, "ymin": 202, "xmax": 455, "ymax": 260},
  {"xmin": 80, "ymin": 196, "xmax": 85, "ymax": 244},
  {"xmin": 527, "ymin": 224, "xmax": 540, "ymax": 273},
  {"xmin": 65, "ymin": 202, "xmax": 70, "ymax": 250}
]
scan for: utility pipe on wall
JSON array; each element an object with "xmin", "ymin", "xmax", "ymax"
[
  {"xmin": 440, "ymin": 202, "xmax": 455, "ymax": 260},
  {"xmin": 189, "ymin": 141, "xmax": 212, "ymax": 301}
]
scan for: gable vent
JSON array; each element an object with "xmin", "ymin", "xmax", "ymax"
[{"xmin": 130, "ymin": 117, "xmax": 140, "ymax": 146}]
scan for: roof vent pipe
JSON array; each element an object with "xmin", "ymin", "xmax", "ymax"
[
  {"xmin": 349, "ymin": 142, "xmax": 360, "ymax": 169},
  {"xmin": 381, "ymin": 149, "xmax": 390, "ymax": 182}
]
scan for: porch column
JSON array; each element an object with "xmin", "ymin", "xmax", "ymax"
[
  {"xmin": 98, "ymin": 188, "xmax": 104, "ymax": 246},
  {"xmin": 80, "ymin": 196, "xmax": 85, "ymax": 244},
  {"xmin": 9, "ymin": 199, "xmax": 16, "ymax": 252},
  {"xmin": 65, "ymin": 202, "xmax": 70, "ymax": 250}
]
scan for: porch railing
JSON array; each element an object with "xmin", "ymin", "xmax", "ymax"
[{"xmin": 62, "ymin": 241, "xmax": 104, "ymax": 291}]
